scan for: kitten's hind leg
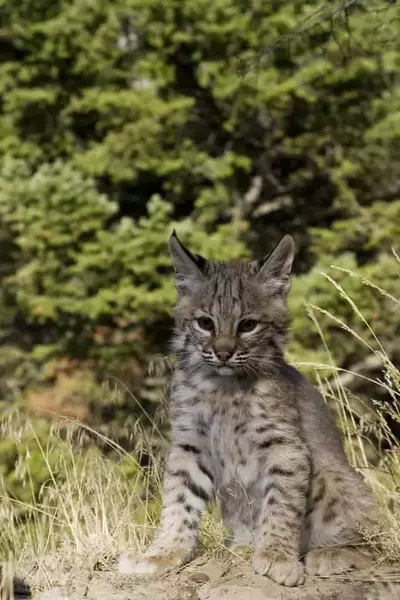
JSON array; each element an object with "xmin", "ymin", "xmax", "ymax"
[
  {"xmin": 305, "ymin": 546, "xmax": 372, "ymax": 576},
  {"xmin": 305, "ymin": 473, "xmax": 375, "ymax": 577}
]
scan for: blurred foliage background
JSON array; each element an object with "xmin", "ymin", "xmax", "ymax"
[{"xmin": 0, "ymin": 0, "xmax": 400, "ymax": 506}]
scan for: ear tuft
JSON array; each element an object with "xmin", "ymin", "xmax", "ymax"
[
  {"xmin": 168, "ymin": 232, "xmax": 205, "ymax": 294},
  {"xmin": 257, "ymin": 235, "xmax": 295, "ymax": 295}
]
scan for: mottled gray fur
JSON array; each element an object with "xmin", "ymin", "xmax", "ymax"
[{"xmin": 119, "ymin": 233, "xmax": 377, "ymax": 587}]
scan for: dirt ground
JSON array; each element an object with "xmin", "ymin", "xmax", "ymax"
[{"xmin": 16, "ymin": 555, "xmax": 400, "ymax": 600}]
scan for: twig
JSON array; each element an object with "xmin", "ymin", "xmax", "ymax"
[{"xmin": 320, "ymin": 353, "xmax": 386, "ymax": 394}]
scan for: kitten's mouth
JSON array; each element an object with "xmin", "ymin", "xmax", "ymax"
[{"xmin": 216, "ymin": 365, "xmax": 235, "ymax": 376}]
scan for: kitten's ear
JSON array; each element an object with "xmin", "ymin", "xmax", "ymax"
[
  {"xmin": 168, "ymin": 231, "xmax": 206, "ymax": 293},
  {"xmin": 257, "ymin": 235, "xmax": 295, "ymax": 295}
]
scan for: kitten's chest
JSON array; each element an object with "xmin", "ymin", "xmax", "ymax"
[{"xmin": 208, "ymin": 392, "xmax": 261, "ymax": 487}]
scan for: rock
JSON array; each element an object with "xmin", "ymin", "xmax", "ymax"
[
  {"xmin": 187, "ymin": 573, "xmax": 210, "ymax": 584},
  {"xmin": 174, "ymin": 585, "xmax": 199, "ymax": 600}
]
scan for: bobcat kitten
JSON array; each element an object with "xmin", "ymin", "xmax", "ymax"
[{"xmin": 119, "ymin": 233, "xmax": 376, "ymax": 587}]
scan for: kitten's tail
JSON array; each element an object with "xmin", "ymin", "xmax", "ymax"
[
  {"xmin": 342, "ymin": 568, "xmax": 400, "ymax": 600},
  {"xmin": 361, "ymin": 581, "xmax": 399, "ymax": 600}
]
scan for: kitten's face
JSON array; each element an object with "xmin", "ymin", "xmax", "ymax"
[{"xmin": 169, "ymin": 234, "xmax": 295, "ymax": 378}]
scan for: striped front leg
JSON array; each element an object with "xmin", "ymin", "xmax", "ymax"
[
  {"xmin": 252, "ymin": 434, "xmax": 310, "ymax": 587},
  {"xmin": 119, "ymin": 441, "xmax": 214, "ymax": 576}
]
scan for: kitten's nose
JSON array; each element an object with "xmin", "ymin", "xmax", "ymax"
[
  {"xmin": 215, "ymin": 349, "xmax": 234, "ymax": 362},
  {"xmin": 213, "ymin": 337, "xmax": 235, "ymax": 362}
]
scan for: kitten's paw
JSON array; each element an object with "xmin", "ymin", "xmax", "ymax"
[
  {"xmin": 305, "ymin": 547, "xmax": 372, "ymax": 577},
  {"xmin": 118, "ymin": 548, "xmax": 189, "ymax": 577},
  {"xmin": 252, "ymin": 548, "xmax": 305, "ymax": 587}
]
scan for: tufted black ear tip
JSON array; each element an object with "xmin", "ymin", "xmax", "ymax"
[
  {"xmin": 256, "ymin": 234, "xmax": 295, "ymax": 295},
  {"xmin": 168, "ymin": 230, "xmax": 184, "ymax": 256}
]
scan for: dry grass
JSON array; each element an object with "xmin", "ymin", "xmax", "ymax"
[
  {"xmin": 0, "ymin": 415, "xmax": 165, "ymax": 595},
  {"xmin": 296, "ymin": 262, "xmax": 400, "ymax": 563},
  {"xmin": 0, "ymin": 267, "xmax": 399, "ymax": 597}
]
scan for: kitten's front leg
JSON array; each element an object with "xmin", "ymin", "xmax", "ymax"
[
  {"xmin": 252, "ymin": 438, "xmax": 310, "ymax": 587},
  {"xmin": 119, "ymin": 441, "xmax": 214, "ymax": 576}
]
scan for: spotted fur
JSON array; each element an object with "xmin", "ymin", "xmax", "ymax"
[{"xmin": 119, "ymin": 233, "xmax": 378, "ymax": 587}]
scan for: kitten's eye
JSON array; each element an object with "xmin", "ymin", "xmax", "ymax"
[
  {"xmin": 238, "ymin": 319, "xmax": 258, "ymax": 334},
  {"xmin": 195, "ymin": 316, "xmax": 214, "ymax": 333}
]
